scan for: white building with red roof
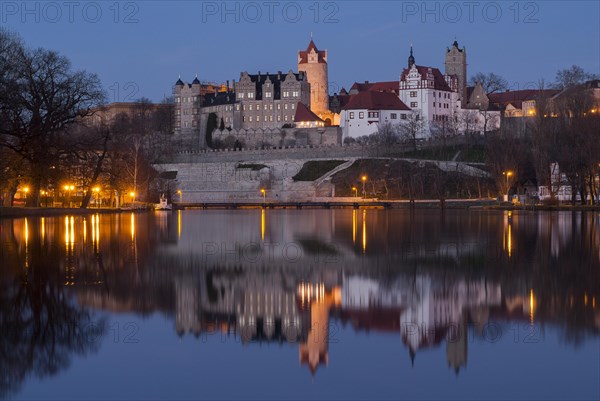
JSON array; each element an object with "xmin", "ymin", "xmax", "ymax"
[
  {"xmin": 399, "ymin": 46, "xmax": 460, "ymax": 132},
  {"xmin": 340, "ymin": 91, "xmax": 411, "ymax": 139}
]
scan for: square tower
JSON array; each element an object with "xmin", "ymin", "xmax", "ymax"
[{"xmin": 445, "ymin": 40, "xmax": 467, "ymax": 104}]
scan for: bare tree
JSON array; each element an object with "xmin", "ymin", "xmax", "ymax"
[
  {"xmin": 554, "ymin": 65, "xmax": 599, "ymax": 90},
  {"xmin": 469, "ymin": 72, "xmax": 509, "ymax": 94},
  {"xmin": 398, "ymin": 111, "xmax": 425, "ymax": 151},
  {"xmin": 0, "ymin": 29, "xmax": 106, "ymax": 206}
]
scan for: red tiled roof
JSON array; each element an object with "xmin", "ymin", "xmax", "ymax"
[
  {"xmin": 401, "ymin": 65, "xmax": 452, "ymax": 92},
  {"xmin": 368, "ymin": 81, "xmax": 399, "ymax": 94},
  {"xmin": 350, "ymin": 81, "xmax": 399, "ymax": 94},
  {"xmin": 487, "ymin": 89, "xmax": 560, "ymax": 109},
  {"xmin": 298, "ymin": 39, "xmax": 327, "ymax": 64},
  {"xmin": 294, "ymin": 102, "xmax": 324, "ymax": 122},
  {"xmin": 350, "ymin": 82, "xmax": 374, "ymax": 92},
  {"xmin": 342, "ymin": 91, "xmax": 411, "ymax": 111}
]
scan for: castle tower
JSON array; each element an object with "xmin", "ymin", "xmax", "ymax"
[
  {"xmin": 173, "ymin": 75, "xmax": 203, "ymax": 147},
  {"xmin": 445, "ymin": 40, "xmax": 467, "ymax": 103},
  {"xmin": 298, "ymin": 38, "xmax": 330, "ymax": 120}
]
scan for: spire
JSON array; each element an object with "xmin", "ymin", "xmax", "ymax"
[{"xmin": 408, "ymin": 44, "xmax": 415, "ymax": 68}]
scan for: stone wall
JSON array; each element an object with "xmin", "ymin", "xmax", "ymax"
[
  {"xmin": 212, "ymin": 126, "xmax": 341, "ymax": 148},
  {"xmin": 157, "ymin": 158, "xmax": 342, "ymax": 203}
]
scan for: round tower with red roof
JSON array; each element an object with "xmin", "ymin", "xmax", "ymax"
[{"xmin": 298, "ymin": 37, "xmax": 331, "ymax": 122}]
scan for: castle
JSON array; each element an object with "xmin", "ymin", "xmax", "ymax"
[
  {"xmin": 173, "ymin": 39, "xmax": 335, "ymax": 149},
  {"xmin": 173, "ymin": 38, "xmax": 502, "ymax": 147}
]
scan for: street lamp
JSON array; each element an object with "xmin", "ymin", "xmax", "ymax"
[
  {"xmin": 176, "ymin": 189, "xmax": 183, "ymax": 203},
  {"xmin": 361, "ymin": 175, "xmax": 367, "ymax": 199},
  {"xmin": 260, "ymin": 188, "xmax": 266, "ymax": 203},
  {"xmin": 503, "ymin": 171, "xmax": 513, "ymax": 201},
  {"xmin": 352, "ymin": 186, "xmax": 358, "ymax": 198},
  {"xmin": 23, "ymin": 187, "xmax": 29, "ymax": 202},
  {"xmin": 93, "ymin": 187, "xmax": 100, "ymax": 209},
  {"xmin": 129, "ymin": 191, "xmax": 136, "ymax": 203},
  {"xmin": 64, "ymin": 184, "xmax": 74, "ymax": 208}
]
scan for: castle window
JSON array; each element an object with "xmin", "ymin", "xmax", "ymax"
[
  {"xmin": 249, "ymin": 105, "xmax": 253, "ymax": 111},
  {"xmin": 284, "ymin": 115, "xmax": 288, "ymax": 121},
  {"xmin": 433, "ymin": 92, "xmax": 436, "ymax": 97},
  {"xmin": 239, "ymin": 93, "xmax": 245, "ymax": 99},
  {"xmin": 243, "ymin": 116, "xmax": 246, "ymax": 122},
  {"xmin": 283, "ymin": 91, "xmax": 289, "ymax": 98},
  {"xmin": 410, "ymin": 102, "xmax": 418, "ymax": 108},
  {"xmin": 401, "ymin": 114, "xmax": 407, "ymax": 120},
  {"xmin": 236, "ymin": 105, "xmax": 240, "ymax": 111},
  {"xmin": 248, "ymin": 92, "xmax": 254, "ymax": 99},
  {"xmin": 349, "ymin": 112, "xmax": 354, "ymax": 119},
  {"xmin": 184, "ymin": 122, "xmax": 188, "ymax": 128},
  {"xmin": 359, "ymin": 112, "xmax": 364, "ymax": 119},
  {"xmin": 291, "ymin": 103, "xmax": 295, "ymax": 110},
  {"xmin": 410, "ymin": 91, "xmax": 417, "ymax": 97},
  {"xmin": 265, "ymin": 92, "xmax": 272, "ymax": 98},
  {"xmin": 293, "ymin": 91, "xmax": 299, "ymax": 97},
  {"xmin": 284, "ymin": 104, "xmax": 288, "ymax": 110},
  {"xmin": 391, "ymin": 113, "xmax": 397, "ymax": 119},
  {"xmin": 269, "ymin": 104, "xmax": 273, "ymax": 110},
  {"xmin": 277, "ymin": 115, "xmax": 281, "ymax": 122},
  {"xmin": 269, "ymin": 116, "xmax": 273, "ymax": 122},
  {"xmin": 277, "ymin": 104, "xmax": 281, "ymax": 110},
  {"xmin": 256, "ymin": 116, "xmax": 260, "ymax": 122},
  {"xmin": 249, "ymin": 116, "xmax": 253, "ymax": 122}
]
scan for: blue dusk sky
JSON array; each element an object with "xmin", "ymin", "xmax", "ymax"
[{"xmin": 3, "ymin": 0, "xmax": 599, "ymax": 103}]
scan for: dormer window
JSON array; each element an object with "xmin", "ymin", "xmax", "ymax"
[{"xmin": 248, "ymin": 92, "xmax": 254, "ymax": 99}]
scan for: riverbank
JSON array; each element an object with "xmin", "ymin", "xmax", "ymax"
[
  {"xmin": 3, "ymin": 201, "xmax": 599, "ymax": 217},
  {"xmin": 487, "ymin": 204, "xmax": 600, "ymax": 212},
  {"xmin": 0, "ymin": 207, "xmax": 124, "ymax": 218}
]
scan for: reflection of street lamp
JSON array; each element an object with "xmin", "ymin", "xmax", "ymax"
[
  {"xmin": 352, "ymin": 186, "xmax": 357, "ymax": 198},
  {"xmin": 93, "ymin": 187, "xmax": 100, "ymax": 209},
  {"xmin": 260, "ymin": 188, "xmax": 266, "ymax": 203},
  {"xmin": 361, "ymin": 175, "xmax": 367, "ymax": 199}
]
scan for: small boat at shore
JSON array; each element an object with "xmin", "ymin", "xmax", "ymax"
[{"xmin": 154, "ymin": 195, "xmax": 172, "ymax": 211}]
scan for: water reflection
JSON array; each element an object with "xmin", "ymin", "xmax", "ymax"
[{"xmin": 1, "ymin": 210, "xmax": 599, "ymax": 397}]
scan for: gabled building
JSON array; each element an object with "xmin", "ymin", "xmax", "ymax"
[
  {"xmin": 294, "ymin": 101, "xmax": 325, "ymax": 128},
  {"xmin": 487, "ymin": 89, "xmax": 560, "ymax": 117},
  {"xmin": 399, "ymin": 46, "xmax": 460, "ymax": 131},
  {"xmin": 340, "ymin": 91, "xmax": 411, "ymax": 139},
  {"xmin": 235, "ymin": 70, "xmax": 311, "ymax": 129}
]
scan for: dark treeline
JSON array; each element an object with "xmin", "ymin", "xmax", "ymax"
[{"xmin": 0, "ymin": 29, "xmax": 174, "ymax": 208}]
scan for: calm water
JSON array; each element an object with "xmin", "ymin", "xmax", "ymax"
[{"xmin": 1, "ymin": 209, "xmax": 599, "ymax": 400}]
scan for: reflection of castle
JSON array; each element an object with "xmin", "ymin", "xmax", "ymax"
[{"xmin": 172, "ymin": 268, "xmax": 503, "ymax": 375}]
